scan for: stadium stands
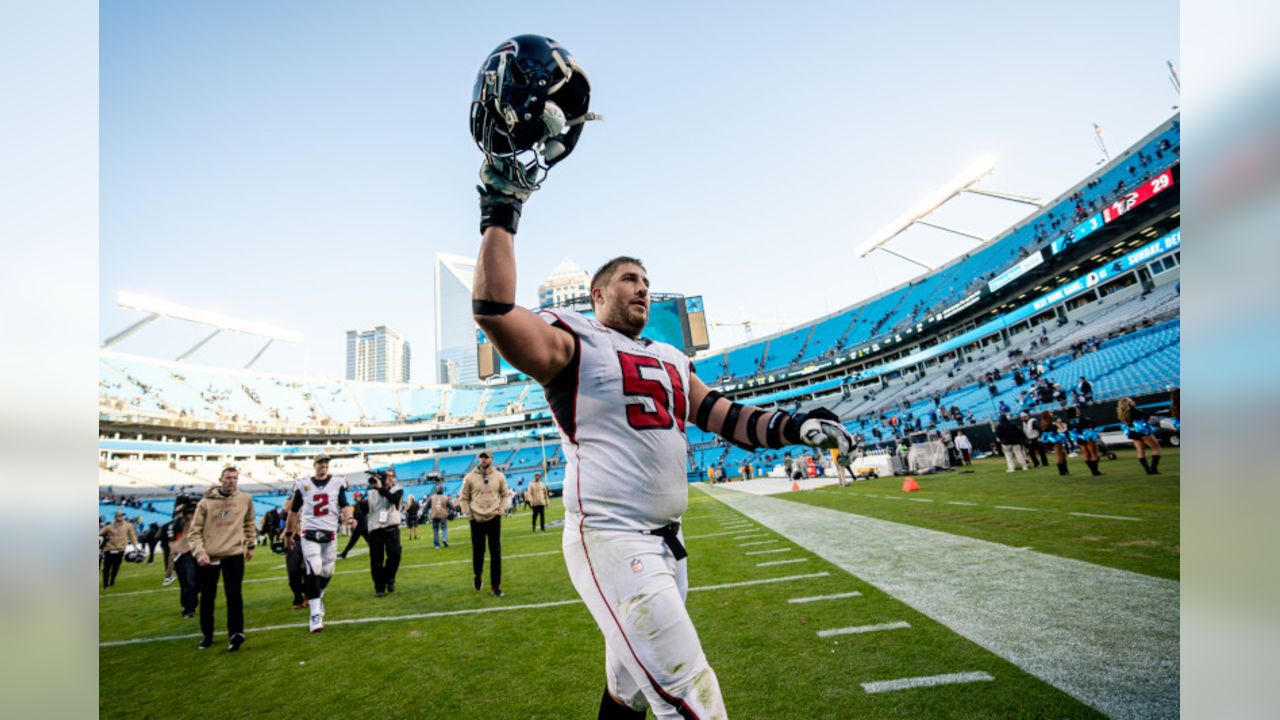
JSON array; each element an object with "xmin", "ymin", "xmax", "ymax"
[{"xmin": 100, "ymin": 118, "xmax": 1180, "ymax": 504}]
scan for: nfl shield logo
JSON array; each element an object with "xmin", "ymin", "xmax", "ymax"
[{"xmin": 630, "ymin": 558, "xmax": 644, "ymax": 574}]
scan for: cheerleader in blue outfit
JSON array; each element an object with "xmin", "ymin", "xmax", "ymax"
[
  {"xmin": 1067, "ymin": 407, "xmax": 1103, "ymax": 476},
  {"xmin": 1117, "ymin": 396, "xmax": 1162, "ymax": 474},
  {"xmin": 1039, "ymin": 410, "xmax": 1071, "ymax": 476}
]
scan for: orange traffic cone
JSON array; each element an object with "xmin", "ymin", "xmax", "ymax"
[
  {"xmin": 902, "ymin": 476, "xmax": 921, "ymax": 492},
  {"xmin": 791, "ymin": 481, "xmax": 801, "ymax": 492}
]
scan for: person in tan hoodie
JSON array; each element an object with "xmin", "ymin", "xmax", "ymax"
[
  {"xmin": 99, "ymin": 511, "xmax": 137, "ymax": 589},
  {"xmin": 524, "ymin": 472, "xmax": 550, "ymax": 533},
  {"xmin": 428, "ymin": 482, "xmax": 451, "ymax": 549},
  {"xmin": 459, "ymin": 452, "xmax": 511, "ymax": 596},
  {"xmin": 188, "ymin": 466, "xmax": 257, "ymax": 651}
]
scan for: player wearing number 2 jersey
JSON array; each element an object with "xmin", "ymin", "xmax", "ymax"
[
  {"xmin": 471, "ymin": 162, "xmax": 857, "ymax": 719},
  {"xmin": 284, "ymin": 455, "xmax": 354, "ymax": 633}
]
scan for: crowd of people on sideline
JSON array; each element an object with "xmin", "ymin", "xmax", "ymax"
[{"xmin": 98, "ymin": 454, "xmax": 561, "ymax": 651}]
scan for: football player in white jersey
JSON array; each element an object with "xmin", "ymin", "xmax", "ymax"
[
  {"xmin": 471, "ymin": 166, "xmax": 856, "ymax": 719},
  {"xmin": 283, "ymin": 455, "xmax": 355, "ymax": 633}
]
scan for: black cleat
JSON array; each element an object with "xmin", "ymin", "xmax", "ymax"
[
  {"xmin": 387, "ymin": 581, "xmax": 395, "ymax": 594},
  {"xmin": 491, "ymin": 589, "xmax": 504, "ymax": 598},
  {"xmin": 228, "ymin": 633, "xmax": 245, "ymax": 652},
  {"xmin": 375, "ymin": 591, "xmax": 385, "ymax": 598},
  {"xmin": 198, "ymin": 637, "xmax": 213, "ymax": 650},
  {"xmin": 473, "ymin": 576, "xmax": 482, "ymax": 591},
  {"xmin": 182, "ymin": 610, "xmax": 195, "ymax": 619}
]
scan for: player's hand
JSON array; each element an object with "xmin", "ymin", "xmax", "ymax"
[
  {"xmin": 797, "ymin": 408, "xmax": 856, "ymax": 455},
  {"xmin": 347, "ymin": 517, "xmax": 358, "ymax": 529},
  {"xmin": 283, "ymin": 533, "xmax": 296, "ymax": 550},
  {"xmin": 479, "ymin": 157, "xmax": 535, "ymax": 202},
  {"xmin": 245, "ymin": 548, "xmax": 254, "ymax": 562},
  {"xmin": 196, "ymin": 552, "xmax": 211, "ymax": 567}
]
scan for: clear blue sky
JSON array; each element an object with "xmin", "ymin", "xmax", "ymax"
[{"xmin": 100, "ymin": 0, "xmax": 1179, "ymax": 382}]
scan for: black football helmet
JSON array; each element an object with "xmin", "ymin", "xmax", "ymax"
[{"xmin": 470, "ymin": 34, "xmax": 600, "ymax": 191}]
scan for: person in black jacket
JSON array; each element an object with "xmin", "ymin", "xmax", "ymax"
[
  {"xmin": 995, "ymin": 415, "xmax": 1030, "ymax": 472},
  {"xmin": 339, "ymin": 491, "xmax": 369, "ymax": 560}
]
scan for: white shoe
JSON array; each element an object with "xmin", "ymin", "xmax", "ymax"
[
  {"xmin": 162, "ymin": 576, "xmax": 175, "ymax": 586},
  {"xmin": 309, "ymin": 613, "xmax": 325, "ymax": 633}
]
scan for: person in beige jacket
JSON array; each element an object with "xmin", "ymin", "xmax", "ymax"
[
  {"xmin": 99, "ymin": 511, "xmax": 137, "ymax": 589},
  {"xmin": 187, "ymin": 467, "xmax": 256, "ymax": 651},
  {"xmin": 524, "ymin": 472, "xmax": 550, "ymax": 533},
  {"xmin": 459, "ymin": 451, "xmax": 511, "ymax": 596},
  {"xmin": 428, "ymin": 482, "xmax": 451, "ymax": 549}
]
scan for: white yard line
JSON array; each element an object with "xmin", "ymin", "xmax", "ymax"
[
  {"xmin": 788, "ymin": 591, "xmax": 862, "ymax": 604},
  {"xmin": 817, "ymin": 621, "xmax": 910, "ymax": 638},
  {"xmin": 756, "ymin": 558, "xmax": 808, "ymax": 567},
  {"xmin": 908, "ymin": 498, "xmax": 934, "ymax": 503},
  {"xmin": 1070, "ymin": 512, "xmax": 1141, "ymax": 521},
  {"xmin": 946, "ymin": 501, "xmax": 979, "ymax": 506},
  {"xmin": 100, "ymin": 572, "xmax": 831, "ymax": 646},
  {"xmin": 861, "ymin": 671, "xmax": 995, "ymax": 694},
  {"xmin": 698, "ymin": 484, "xmax": 1178, "ymax": 719},
  {"xmin": 685, "ymin": 530, "xmax": 759, "ymax": 540},
  {"xmin": 745, "ymin": 548, "xmax": 791, "ymax": 556},
  {"xmin": 687, "ymin": 571, "xmax": 830, "ymax": 593},
  {"xmin": 994, "ymin": 505, "xmax": 1040, "ymax": 512},
  {"xmin": 732, "ymin": 533, "xmax": 765, "ymax": 540},
  {"xmin": 99, "ymin": 550, "xmax": 563, "ymax": 598},
  {"xmin": 738, "ymin": 540, "xmax": 778, "ymax": 547}
]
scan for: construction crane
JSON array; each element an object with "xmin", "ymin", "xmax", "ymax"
[{"xmin": 709, "ymin": 310, "xmax": 804, "ymax": 340}]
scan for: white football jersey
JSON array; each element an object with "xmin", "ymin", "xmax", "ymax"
[
  {"xmin": 294, "ymin": 476, "xmax": 347, "ymax": 533},
  {"xmin": 539, "ymin": 309, "xmax": 692, "ymax": 532}
]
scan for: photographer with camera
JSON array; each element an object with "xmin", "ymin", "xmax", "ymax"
[
  {"xmin": 168, "ymin": 495, "xmax": 200, "ymax": 618},
  {"xmin": 187, "ymin": 467, "xmax": 257, "ymax": 651},
  {"xmin": 365, "ymin": 467, "xmax": 404, "ymax": 597},
  {"xmin": 98, "ymin": 510, "xmax": 137, "ymax": 589}
]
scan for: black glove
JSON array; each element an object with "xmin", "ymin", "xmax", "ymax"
[
  {"xmin": 478, "ymin": 158, "xmax": 536, "ymax": 235},
  {"xmin": 783, "ymin": 407, "xmax": 855, "ymax": 455}
]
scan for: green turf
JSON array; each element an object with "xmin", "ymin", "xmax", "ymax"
[
  {"xmin": 98, "ymin": 488, "xmax": 1136, "ymax": 718},
  {"xmin": 781, "ymin": 447, "xmax": 1181, "ymax": 580}
]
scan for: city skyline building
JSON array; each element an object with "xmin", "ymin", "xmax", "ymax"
[
  {"xmin": 537, "ymin": 257, "xmax": 590, "ymax": 308},
  {"xmin": 345, "ymin": 325, "xmax": 410, "ymax": 383},
  {"xmin": 434, "ymin": 252, "xmax": 479, "ymax": 386}
]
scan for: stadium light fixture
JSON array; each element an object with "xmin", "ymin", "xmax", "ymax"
[
  {"xmin": 116, "ymin": 292, "xmax": 303, "ymax": 344},
  {"xmin": 855, "ymin": 155, "xmax": 998, "ymax": 259}
]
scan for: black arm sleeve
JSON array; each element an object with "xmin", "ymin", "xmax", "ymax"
[
  {"xmin": 289, "ymin": 490, "xmax": 303, "ymax": 513},
  {"xmin": 338, "ymin": 487, "xmax": 350, "ymax": 509},
  {"xmin": 377, "ymin": 485, "xmax": 404, "ymax": 506}
]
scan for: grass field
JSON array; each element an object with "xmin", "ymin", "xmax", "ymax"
[{"xmin": 99, "ymin": 449, "xmax": 1178, "ymax": 719}]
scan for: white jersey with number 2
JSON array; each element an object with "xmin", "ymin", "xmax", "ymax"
[
  {"xmin": 539, "ymin": 308, "xmax": 691, "ymax": 532},
  {"xmin": 295, "ymin": 476, "xmax": 347, "ymax": 533}
]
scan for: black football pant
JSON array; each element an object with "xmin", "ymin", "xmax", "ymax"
[
  {"xmin": 470, "ymin": 517, "xmax": 502, "ymax": 590},
  {"xmin": 367, "ymin": 526, "xmax": 402, "ymax": 593},
  {"xmin": 197, "ymin": 555, "xmax": 245, "ymax": 640},
  {"xmin": 342, "ymin": 525, "xmax": 365, "ymax": 557},
  {"xmin": 102, "ymin": 551, "xmax": 124, "ymax": 588},
  {"xmin": 174, "ymin": 553, "xmax": 199, "ymax": 613},
  {"xmin": 531, "ymin": 505, "xmax": 546, "ymax": 532},
  {"xmin": 285, "ymin": 543, "xmax": 306, "ymax": 603}
]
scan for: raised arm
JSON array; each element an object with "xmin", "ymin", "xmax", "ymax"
[
  {"xmin": 687, "ymin": 373, "xmax": 856, "ymax": 455},
  {"xmin": 472, "ymin": 225, "xmax": 575, "ymax": 385}
]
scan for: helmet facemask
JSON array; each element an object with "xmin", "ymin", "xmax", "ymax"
[{"xmin": 470, "ymin": 35, "xmax": 600, "ymax": 192}]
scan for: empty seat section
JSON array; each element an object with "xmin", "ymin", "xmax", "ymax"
[
  {"xmin": 349, "ymin": 383, "xmax": 400, "ymax": 423},
  {"xmin": 401, "ymin": 387, "xmax": 443, "ymax": 421}
]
